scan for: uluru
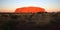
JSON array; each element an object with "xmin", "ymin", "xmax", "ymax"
[{"xmin": 15, "ymin": 6, "xmax": 46, "ymax": 13}]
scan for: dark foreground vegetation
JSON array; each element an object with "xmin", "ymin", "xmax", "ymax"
[{"xmin": 0, "ymin": 12, "xmax": 60, "ymax": 30}]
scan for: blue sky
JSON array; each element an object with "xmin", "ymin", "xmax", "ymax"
[{"xmin": 0, "ymin": 0, "xmax": 60, "ymax": 12}]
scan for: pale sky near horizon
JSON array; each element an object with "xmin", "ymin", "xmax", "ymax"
[{"xmin": 0, "ymin": 0, "xmax": 60, "ymax": 12}]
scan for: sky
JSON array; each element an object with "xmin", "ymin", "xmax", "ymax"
[{"xmin": 0, "ymin": 0, "xmax": 60, "ymax": 12}]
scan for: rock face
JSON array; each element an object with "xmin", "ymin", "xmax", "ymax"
[
  {"xmin": 15, "ymin": 7, "xmax": 46, "ymax": 13},
  {"xmin": 0, "ymin": 12, "xmax": 60, "ymax": 30}
]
